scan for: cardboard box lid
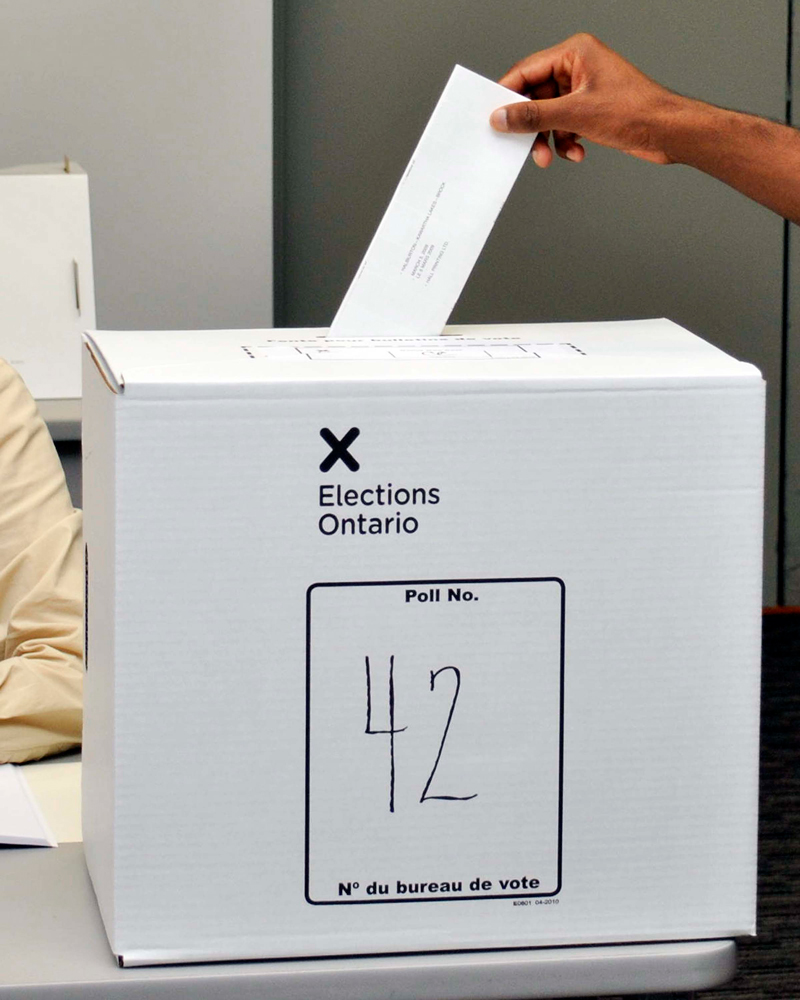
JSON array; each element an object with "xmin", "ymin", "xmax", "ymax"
[
  {"xmin": 0, "ymin": 161, "xmax": 88, "ymax": 177},
  {"xmin": 83, "ymin": 319, "xmax": 762, "ymax": 400}
]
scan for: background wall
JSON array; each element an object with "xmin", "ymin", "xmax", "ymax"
[
  {"xmin": 276, "ymin": 0, "xmax": 788, "ymax": 604},
  {"xmin": 0, "ymin": 0, "xmax": 273, "ymax": 333},
  {"xmin": 0, "ymin": 0, "xmax": 273, "ymax": 516},
  {"xmin": 784, "ymin": 9, "xmax": 800, "ymax": 604}
]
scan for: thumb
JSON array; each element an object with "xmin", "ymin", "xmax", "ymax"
[{"xmin": 490, "ymin": 94, "xmax": 581, "ymax": 135}]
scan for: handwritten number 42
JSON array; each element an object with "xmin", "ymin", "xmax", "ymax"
[{"xmin": 365, "ymin": 655, "xmax": 478, "ymax": 813}]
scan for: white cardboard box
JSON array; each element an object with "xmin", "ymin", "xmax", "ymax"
[
  {"xmin": 0, "ymin": 162, "xmax": 95, "ymax": 404},
  {"xmin": 82, "ymin": 319, "xmax": 764, "ymax": 967}
]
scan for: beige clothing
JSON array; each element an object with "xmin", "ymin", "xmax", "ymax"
[{"xmin": 0, "ymin": 359, "xmax": 83, "ymax": 763}]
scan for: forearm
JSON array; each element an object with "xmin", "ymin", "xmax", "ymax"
[
  {"xmin": 0, "ymin": 651, "xmax": 82, "ymax": 763},
  {"xmin": 0, "ymin": 506, "xmax": 84, "ymax": 764},
  {"xmin": 0, "ymin": 361, "xmax": 84, "ymax": 762},
  {"xmin": 660, "ymin": 96, "xmax": 800, "ymax": 223}
]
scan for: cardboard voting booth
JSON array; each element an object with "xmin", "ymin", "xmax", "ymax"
[
  {"xmin": 0, "ymin": 161, "xmax": 95, "ymax": 405},
  {"xmin": 82, "ymin": 319, "xmax": 764, "ymax": 966}
]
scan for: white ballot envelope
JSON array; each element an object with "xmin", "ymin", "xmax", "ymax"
[{"xmin": 330, "ymin": 66, "xmax": 534, "ymax": 338}]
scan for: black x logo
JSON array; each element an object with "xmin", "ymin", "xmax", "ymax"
[{"xmin": 320, "ymin": 427, "xmax": 361, "ymax": 472}]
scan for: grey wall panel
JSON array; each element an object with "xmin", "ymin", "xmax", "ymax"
[
  {"xmin": 784, "ymin": 6, "xmax": 800, "ymax": 603},
  {"xmin": 278, "ymin": 0, "xmax": 786, "ymax": 602},
  {"xmin": 0, "ymin": 1, "xmax": 273, "ymax": 333}
]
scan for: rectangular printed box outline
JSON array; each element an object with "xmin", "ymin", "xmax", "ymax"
[{"xmin": 304, "ymin": 576, "xmax": 566, "ymax": 905}]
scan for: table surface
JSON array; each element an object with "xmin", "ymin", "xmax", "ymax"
[{"xmin": 0, "ymin": 755, "xmax": 737, "ymax": 999}]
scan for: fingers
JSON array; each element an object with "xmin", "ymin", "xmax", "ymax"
[
  {"xmin": 498, "ymin": 37, "xmax": 577, "ymax": 93},
  {"xmin": 489, "ymin": 102, "xmax": 537, "ymax": 132},
  {"xmin": 553, "ymin": 130, "xmax": 585, "ymax": 162},
  {"xmin": 490, "ymin": 94, "xmax": 580, "ymax": 135},
  {"xmin": 531, "ymin": 134, "xmax": 553, "ymax": 168},
  {"xmin": 500, "ymin": 61, "xmax": 552, "ymax": 94},
  {"xmin": 529, "ymin": 132, "xmax": 584, "ymax": 168},
  {"xmin": 562, "ymin": 141, "xmax": 585, "ymax": 163}
]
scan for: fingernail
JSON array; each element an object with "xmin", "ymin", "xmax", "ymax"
[
  {"xmin": 565, "ymin": 148, "xmax": 581, "ymax": 162},
  {"xmin": 490, "ymin": 108, "xmax": 508, "ymax": 131}
]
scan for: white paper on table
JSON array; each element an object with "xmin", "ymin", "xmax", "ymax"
[
  {"xmin": 330, "ymin": 65, "xmax": 534, "ymax": 339},
  {"xmin": 0, "ymin": 763, "xmax": 58, "ymax": 847},
  {"xmin": 23, "ymin": 759, "xmax": 82, "ymax": 843}
]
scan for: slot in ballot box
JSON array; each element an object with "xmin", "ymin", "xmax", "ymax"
[{"xmin": 81, "ymin": 319, "xmax": 764, "ymax": 967}]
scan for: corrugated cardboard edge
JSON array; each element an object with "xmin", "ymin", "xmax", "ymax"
[
  {"xmin": 81, "ymin": 341, "xmax": 120, "ymax": 961},
  {"xmin": 83, "ymin": 333, "xmax": 124, "ymax": 394}
]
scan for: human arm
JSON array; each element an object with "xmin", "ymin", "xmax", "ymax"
[
  {"xmin": 490, "ymin": 33, "xmax": 800, "ymax": 225},
  {"xmin": 0, "ymin": 360, "xmax": 82, "ymax": 763}
]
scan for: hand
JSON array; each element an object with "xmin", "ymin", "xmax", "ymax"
[{"xmin": 490, "ymin": 33, "xmax": 684, "ymax": 168}]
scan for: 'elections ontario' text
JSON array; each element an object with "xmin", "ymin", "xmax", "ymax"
[{"xmin": 318, "ymin": 483, "xmax": 440, "ymax": 537}]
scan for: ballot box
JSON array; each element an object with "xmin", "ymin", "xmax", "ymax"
[{"xmin": 81, "ymin": 319, "xmax": 764, "ymax": 967}]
